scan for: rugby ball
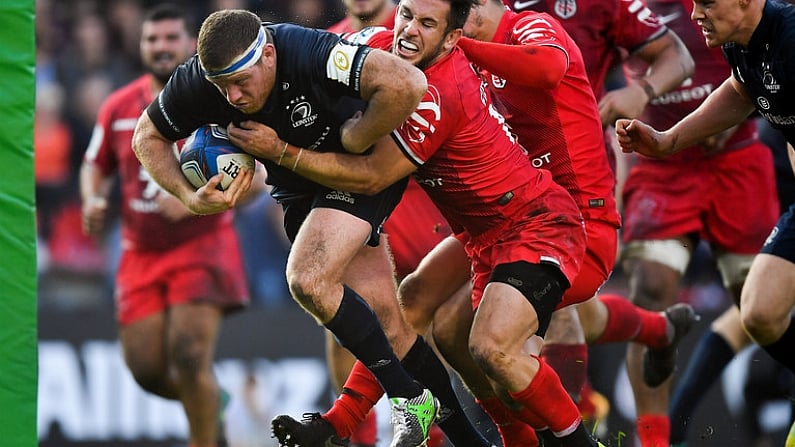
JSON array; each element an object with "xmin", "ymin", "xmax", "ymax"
[{"xmin": 180, "ymin": 124, "xmax": 254, "ymax": 191}]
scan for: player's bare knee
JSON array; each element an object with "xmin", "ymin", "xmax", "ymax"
[
  {"xmin": 625, "ymin": 263, "xmax": 679, "ymax": 310},
  {"xmin": 622, "ymin": 239, "xmax": 691, "ymax": 310},
  {"xmin": 489, "ymin": 261, "xmax": 566, "ymax": 337},
  {"xmin": 468, "ymin": 336, "xmax": 506, "ymax": 380},
  {"xmin": 286, "ymin": 272, "xmax": 324, "ymax": 312},
  {"xmin": 128, "ymin": 366, "xmax": 168, "ymax": 394},
  {"xmin": 171, "ymin": 332, "xmax": 209, "ymax": 377},
  {"xmin": 400, "ymin": 302, "xmax": 427, "ymax": 333},
  {"xmin": 741, "ymin": 307, "xmax": 780, "ymax": 345},
  {"xmin": 397, "ymin": 272, "xmax": 423, "ymax": 309},
  {"xmin": 398, "ymin": 276, "xmax": 436, "ymax": 331}
]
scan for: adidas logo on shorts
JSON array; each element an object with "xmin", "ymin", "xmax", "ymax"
[{"xmin": 325, "ymin": 190, "xmax": 355, "ymax": 204}]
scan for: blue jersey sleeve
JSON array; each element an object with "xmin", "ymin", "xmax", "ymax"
[{"xmin": 146, "ymin": 55, "xmax": 240, "ymax": 142}]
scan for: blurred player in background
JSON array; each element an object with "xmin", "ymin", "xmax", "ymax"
[
  {"xmin": 80, "ymin": 5, "xmax": 250, "ymax": 447},
  {"xmin": 327, "ymin": 0, "xmax": 397, "ymax": 33},
  {"xmin": 506, "ymin": 0, "xmax": 697, "ymax": 439},
  {"xmin": 507, "ymin": 0, "xmax": 694, "ymax": 165}
]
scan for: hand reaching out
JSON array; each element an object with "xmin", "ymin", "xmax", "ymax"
[{"xmin": 615, "ymin": 118, "xmax": 675, "ymax": 159}]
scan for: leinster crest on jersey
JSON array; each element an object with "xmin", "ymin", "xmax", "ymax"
[{"xmin": 287, "ymin": 95, "xmax": 318, "ymax": 128}]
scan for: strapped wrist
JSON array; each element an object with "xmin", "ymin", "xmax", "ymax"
[{"xmin": 637, "ymin": 79, "xmax": 656, "ymax": 101}]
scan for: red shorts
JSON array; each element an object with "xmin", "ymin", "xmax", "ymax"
[
  {"xmin": 622, "ymin": 142, "xmax": 779, "ymax": 254},
  {"xmin": 384, "ymin": 178, "xmax": 452, "ymax": 279},
  {"xmin": 560, "ymin": 219, "xmax": 618, "ymax": 309},
  {"xmin": 465, "ymin": 183, "xmax": 586, "ymax": 309},
  {"xmin": 115, "ymin": 223, "xmax": 249, "ymax": 326}
]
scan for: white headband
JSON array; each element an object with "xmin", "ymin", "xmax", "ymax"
[{"xmin": 203, "ymin": 26, "xmax": 266, "ymax": 79}]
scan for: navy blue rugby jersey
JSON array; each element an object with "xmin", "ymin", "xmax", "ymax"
[
  {"xmin": 723, "ymin": 0, "xmax": 795, "ymax": 145},
  {"xmin": 146, "ymin": 22, "xmax": 372, "ymax": 200}
]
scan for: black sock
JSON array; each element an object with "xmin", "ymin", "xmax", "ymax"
[
  {"xmin": 668, "ymin": 329, "xmax": 735, "ymax": 443},
  {"xmin": 324, "ymin": 286, "xmax": 421, "ymax": 398},
  {"xmin": 551, "ymin": 423, "xmax": 598, "ymax": 447},
  {"xmin": 537, "ymin": 428, "xmax": 560, "ymax": 446},
  {"xmin": 401, "ymin": 336, "xmax": 493, "ymax": 447},
  {"xmin": 761, "ymin": 317, "xmax": 795, "ymax": 374}
]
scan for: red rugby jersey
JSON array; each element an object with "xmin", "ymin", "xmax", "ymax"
[{"xmin": 84, "ymin": 75, "xmax": 233, "ymax": 251}]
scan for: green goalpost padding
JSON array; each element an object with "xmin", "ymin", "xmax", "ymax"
[{"xmin": 0, "ymin": 0, "xmax": 37, "ymax": 445}]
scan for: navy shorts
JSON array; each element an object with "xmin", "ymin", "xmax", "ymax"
[
  {"xmin": 761, "ymin": 201, "xmax": 795, "ymax": 264},
  {"xmin": 281, "ymin": 177, "xmax": 409, "ymax": 247}
]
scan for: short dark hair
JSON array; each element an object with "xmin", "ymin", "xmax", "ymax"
[
  {"xmin": 447, "ymin": 0, "xmax": 477, "ymax": 31},
  {"xmin": 197, "ymin": 9, "xmax": 262, "ymax": 72},
  {"xmin": 144, "ymin": 3, "xmax": 194, "ymax": 34}
]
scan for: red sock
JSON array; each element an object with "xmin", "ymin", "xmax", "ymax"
[
  {"xmin": 577, "ymin": 380, "xmax": 596, "ymax": 418},
  {"xmin": 324, "ymin": 361, "xmax": 384, "ymax": 438},
  {"xmin": 514, "ymin": 406, "xmax": 547, "ymax": 430},
  {"xmin": 541, "ymin": 343, "xmax": 588, "ymax": 401},
  {"xmin": 477, "ymin": 397, "xmax": 539, "ymax": 447},
  {"xmin": 349, "ymin": 409, "xmax": 377, "ymax": 446},
  {"xmin": 509, "ymin": 357, "xmax": 582, "ymax": 436},
  {"xmin": 427, "ymin": 424, "xmax": 447, "ymax": 447},
  {"xmin": 597, "ymin": 294, "xmax": 669, "ymax": 348},
  {"xmin": 636, "ymin": 414, "xmax": 670, "ymax": 447},
  {"xmin": 594, "ymin": 294, "xmax": 642, "ymax": 343},
  {"xmin": 633, "ymin": 309, "xmax": 670, "ymax": 349}
]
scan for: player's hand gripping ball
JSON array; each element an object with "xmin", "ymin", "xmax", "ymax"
[{"xmin": 180, "ymin": 124, "xmax": 254, "ymax": 190}]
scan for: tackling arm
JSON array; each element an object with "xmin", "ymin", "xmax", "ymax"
[
  {"xmin": 229, "ymin": 119, "xmax": 417, "ymax": 195},
  {"xmin": 341, "ymin": 49, "xmax": 428, "ymax": 154},
  {"xmin": 290, "ymin": 135, "xmax": 416, "ymax": 194}
]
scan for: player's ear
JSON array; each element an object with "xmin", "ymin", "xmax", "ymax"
[
  {"xmin": 260, "ymin": 44, "xmax": 276, "ymax": 66},
  {"xmin": 445, "ymin": 28, "xmax": 462, "ymax": 50}
]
